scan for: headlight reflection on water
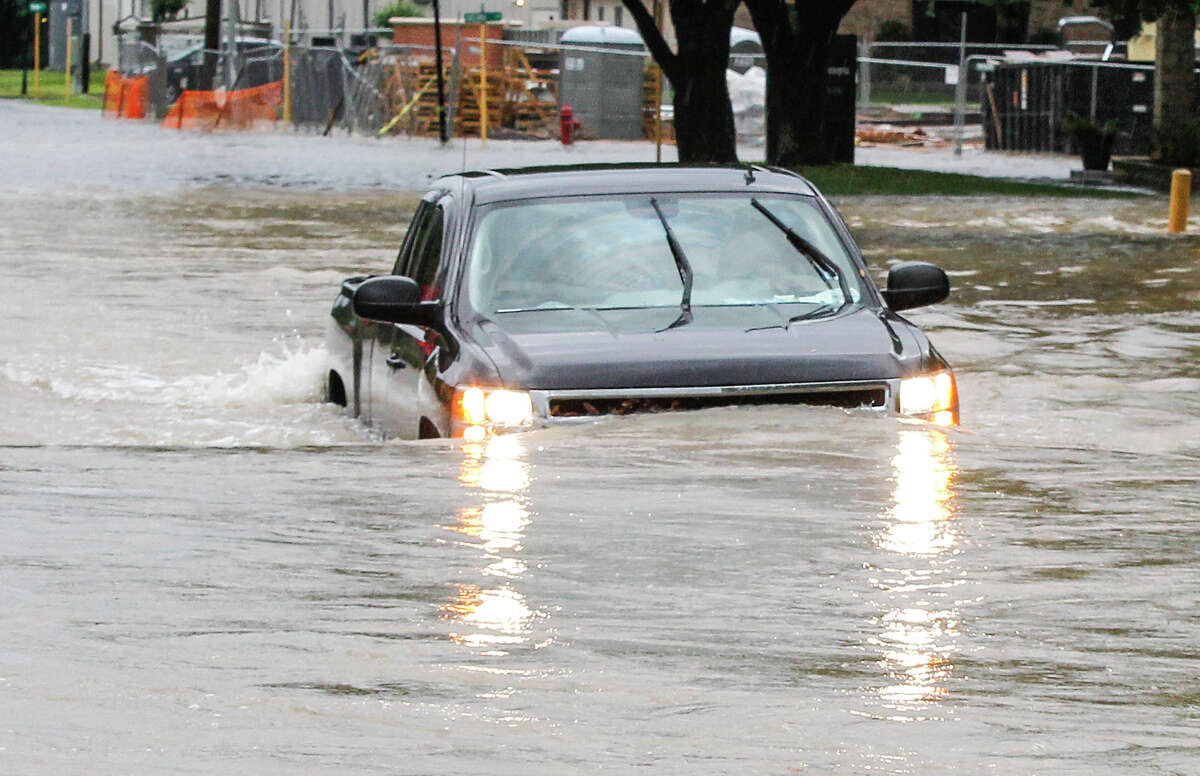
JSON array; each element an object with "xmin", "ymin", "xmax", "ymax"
[
  {"xmin": 875, "ymin": 603, "xmax": 960, "ymax": 706},
  {"xmin": 444, "ymin": 586, "xmax": 535, "ymax": 649},
  {"xmin": 446, "ymin": 436, "xmax": 542, "ymax": 655},
  {"xmin": 881, "ymin": 430, "xmax": 958, "ymax": 555},
  {"xmin": 871, "ymin": 428, "xmax": 962, "ymax": 715},
  {"xmin": 457, "ymin": 435, "xmax": 531, "ymax": 493},
  {"xmin": 449, "ymin": 501, "xmax": 532, "ymax": 557}
]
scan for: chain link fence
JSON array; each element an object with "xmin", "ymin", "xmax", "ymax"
[
  {"xmin": 108, "ymin": 34, "xmax": 578, "ymax": 138},
  {"xmin": 112, "ymin": 32, "xmax": 1154, "ymax": 153},
  {"xmin": 858, "ymin": 41, "xmax": 1059, "ymax": 108}
]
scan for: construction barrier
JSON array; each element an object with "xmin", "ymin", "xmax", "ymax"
[
  {"xmin": 102, "ymin": 69, "xmax": 149, "ymax": 119},
  {"xmin": 107, "ymin": 37, "xmax": 648, "ymax": 140},
  {"xmin": 162, "ymin": 81, "xmax": 283, "ymax": 131}
]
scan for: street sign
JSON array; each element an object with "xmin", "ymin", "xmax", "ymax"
[
  {"xmin": 463, "ymin": 11, "xmax": 501, "ymax": 22},
  {"xmin": 28, "ymin": 2, "xmax": 47, "ymax": 12}
]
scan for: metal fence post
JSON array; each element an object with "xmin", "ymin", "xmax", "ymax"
[
  {"xmin": 953, "ymin": 13, "xmax": 966, "ymax": 155},
  {"xmin": 858, "ymin": 39, "xmax": 871, "ymax": 107},
  {"xmin": 1089, "ymin": 64, "xmax": 1098, "ymax": 120}
]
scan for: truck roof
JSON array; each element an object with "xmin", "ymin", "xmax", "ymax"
[{"xmin": 434, "ymin": 163, "xmax": 820, "ymax": 205}]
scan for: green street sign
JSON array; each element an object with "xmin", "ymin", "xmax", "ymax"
[
  {"xmin": 463, "ymin": 11, "xmax": 501, "ymax": 22},
  {"xmin": 28, "ymin": 2, "xmax": 48, "ymax": 12}
]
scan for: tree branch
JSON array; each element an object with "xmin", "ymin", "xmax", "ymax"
[
  {"xmin": 828, "ymin": 0, "xmax": 858, "ymax": 24},
  {"xmin": 744, "ymin": 0, "xmax": 793, "ymax": 52},
  {"xmin": 621, "ymin": 0, "xmax": 680, "ymax": 83},
  {"xmin": 711, "ymin": 0, "xmax": 741, "ymax": 17}
]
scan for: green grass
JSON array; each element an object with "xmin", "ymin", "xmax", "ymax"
[
  {"xmin": 790, "ymin": 163, "xmax": 1147, "ymax": 198},
  {"xmin": 0, "ymin": 68, "xmax": 109, "ymax": 109},
  {"xmin": 860, "ymin": 89, "xmax": 957, "ymax": 108}
]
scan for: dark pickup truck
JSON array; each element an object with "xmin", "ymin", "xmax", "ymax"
[{"xmin": 325, "ymin": 164, "xmax": 958, "ymax": 439}]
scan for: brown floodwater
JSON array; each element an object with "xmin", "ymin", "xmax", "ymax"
[{"xmin": 2, "ymin": 104, "xmax": 1198, "ymax": 774}]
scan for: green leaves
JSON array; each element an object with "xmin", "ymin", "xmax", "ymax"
[
  {"xmin": 373, "ymin": 1, "xmax": 424, "ymax": 28},
  {"xmin": 1061, "ymin": 113, "xmax": 1120, "ymax": 141}
]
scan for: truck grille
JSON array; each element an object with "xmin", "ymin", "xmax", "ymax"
[{"xmin": 548, "ymin": 388, "xmax": 887, "ymax": 418}]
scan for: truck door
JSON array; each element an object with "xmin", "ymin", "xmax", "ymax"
[
  {"xmin": 363, "ymin": 196, "xmax": 435, "ymax": 432},
  {"xmin": 376, "ymin": 200, "xmax": 449, "ymax": 438}
]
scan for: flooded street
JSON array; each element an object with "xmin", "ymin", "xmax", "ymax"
[{"xmin": 2, "ymin": 103, "xmax": 1199, "ymax": 773}]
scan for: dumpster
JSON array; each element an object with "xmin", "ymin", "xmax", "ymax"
[
  {"xmin": 558, "ymin": 25, "xmax": 646, "ymax": 140},
  {"xmin": 982, "ymin": 60, "xmax": 1165, "ymax": 155}
]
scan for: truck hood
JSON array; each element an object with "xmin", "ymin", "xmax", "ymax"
[{"xmin": 470, "ymin": 305, "xmax": 929, "ymax": 390}]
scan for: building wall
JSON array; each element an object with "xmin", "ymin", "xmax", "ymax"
[
  {"xmin": 98, "ymin": 0, "xmax": 562, "ymax": 69},
  {"xmin": 838, "ymin": 0, "xmax": 910, "ymax": 41},
  {"xmin": 562, "ymin": 0, "xmax": 673, "ymax": 45},
  {"xmin": 563, "ymin": 0, "xmax": 635, "ymax": 30},
  {"xmin": 91, "ymin": 0, "xmax": 1120, "ymax": 73},
  {"xmin": 1028, "ymin": 0, "xmax": 1100, "ymax": 37},
  {"xmin": 837, "ymin": 0, "xmax": 1107, "ymax": 42},
  {"xmin": 390, "ymin": 18, "xmax": 506, "ymax": 67}
]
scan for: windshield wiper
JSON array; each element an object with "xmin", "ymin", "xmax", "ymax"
[
  {"xmin": 650, "ymin": 198, "xmax": 693, "ymax": 331},
  {"xmin": 750, "ymin": 198, "xmax": 854, "ymax": 311},
  {"xmin": 744, "ymin": 302, "xmax": 839, "ymax": 332},
  {"xmin": 495, "ymin": 303, "xmax": 575, "ymax": 313},
  {"xmin": 788, "ymin": 303, "xmax": 839, "ymax": 323}
]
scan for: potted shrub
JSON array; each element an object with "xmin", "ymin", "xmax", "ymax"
[{"xmin": 1062, "ymin": 113, "xmax": 1119, "ymax": 171}]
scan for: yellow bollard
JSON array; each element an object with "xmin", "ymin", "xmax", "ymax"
[
  {"xmin": 282, "ymin": 21, "xmax": 291, "ymax": 126},
  {"xmin": 1168, "ymin": 169, "xmax": 1191, "ymax": 234}
]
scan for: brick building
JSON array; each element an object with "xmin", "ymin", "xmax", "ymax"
[
  {"xmin": 560, "ymin": 0, "xmax": 1108, "ymax": 47},
  {"xmin": 838, "ymin": 0, "xmax": 1104, "ymax": 44}
]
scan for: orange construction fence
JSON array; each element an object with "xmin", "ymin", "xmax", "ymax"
[
  {"xmin": 102, "ymin": 69, "xmax": 149, "ymax": 120},
  {"xmin": 162, "ymin": 81, "xmax": 283, "ymax": 131}
]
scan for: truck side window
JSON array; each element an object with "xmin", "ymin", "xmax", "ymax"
[
  {"xmin": 392, "ymin": 201, "xmax": 433, "ymax": 276},
  {"xmin": 410, "ymin": 207, "xmax": 445, "ymax": 302}
]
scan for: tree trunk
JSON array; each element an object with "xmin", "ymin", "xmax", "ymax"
[
  {"xmin": 622, "ymin": 0, "xmax": 738, "ymax": 164},
  {"xmin": 200, "ymin": 0, "xmax": 222, "ymax": 91},
  {"xmin": 671, "ymin": 11, "xmax": 738, "ymax": 163},
  {"xmin": 1154, "ymin": 6, "xmax": 1196, "ymax": 164},
  {"xmin": 747, "ymin": 0, "xmax": 854, "ymax": 167},
  {"xmin": 766, "ymin": 27, "xmax": 832, "ymax": 166}
]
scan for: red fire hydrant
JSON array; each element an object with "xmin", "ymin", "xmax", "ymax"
[{"xmin": 560, "ymin": 104, "xmax": 581, "ymax": 145}]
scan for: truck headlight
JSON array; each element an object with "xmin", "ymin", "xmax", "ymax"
[
  {"xmin": 899, "ymin": 371, "xmax": 956, "ymax": 423},
  {"xmin": 484, "ymin": 389, "xmax": 534, "ymax": 427},
  {"xmin": 456, "ymin": 387, "xmax": 534, "ymax": 435}
]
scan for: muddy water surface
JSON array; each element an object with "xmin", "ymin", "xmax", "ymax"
[{"xmin": 2, "ymin": 127, "xmax": 1199, "ymax": 774}]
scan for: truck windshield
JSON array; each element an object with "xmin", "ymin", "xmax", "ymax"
[{"xmin": 466, "ymin": 193, "xmax": 863, "ymax": 315}]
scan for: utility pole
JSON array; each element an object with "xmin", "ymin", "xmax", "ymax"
[
  {"xmin": 953, "ymin": 12, "xmax": 966, "ymax": 157},
  {"xmin": 201, "ymin": 0, "xmax": 221, "ymax": 90},
  {"xmin": 20, "ymin": 5, "xmax": 34, "ymax": 96},
  {"xmin": 34, "ymin": 9, "xmax": 41, "ymax": 96},
  {"xmin": 432, "ymin": 0, "xmax": 447, "ymax": 144},
  {"xmin": 224, "ymin": 0, "xmax": 237, "ymax": 88},
  {"xmin": 478, "ymin": 3, "xmax": 487, "ymax": 145}
]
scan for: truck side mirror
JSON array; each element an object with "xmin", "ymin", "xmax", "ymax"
[
  {"xmin": 353, "ymin": 275, "xmax": 442, "ymax": 328},
  {"xmin": 882, "ymin": 262, "xmax": 950, "ymax": 312}
]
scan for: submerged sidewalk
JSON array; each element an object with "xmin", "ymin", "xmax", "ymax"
[
  {"xmin": 853, "ymin": 144, "xmax": 1079, "ymax": 182},
  {"xmin": 1, "ymin": 99, "xmax": 1082, "ymax": 194}
]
